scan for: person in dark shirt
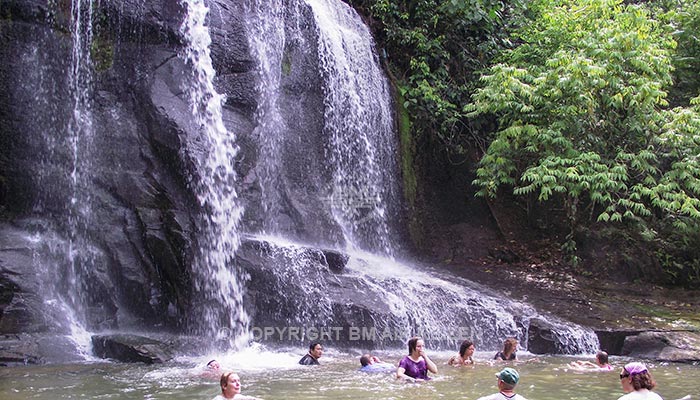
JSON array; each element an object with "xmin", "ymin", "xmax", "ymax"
[
  {"xmin": 298, "ymin": 342, "xmax": 323, "ymax": 365},
  {"xmin": 494, "ymin": 337, "xmax": 518, "ymax": 361}
]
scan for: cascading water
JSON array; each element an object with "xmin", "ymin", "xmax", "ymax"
[
  {"xmin": 240, "ymin": 0, "xmax": 599, "ymax": 354},
  {"xmin": 30, "ymin": 0, "xmax": 100, "ymax": 355},
  {"xmin": 245, "ymin": 0, "xmax": 399, "ymax": 257},
  {"xmin": 244, "ymin": 234, "xmax": 599, "ymax": 353},
  {"xmin": 244, "ymin": 0, "xmax": 288, "ymax": 232},
  {"xmin": 64, "ymin": 0, "xmax": 95, "ymax": 333},
  {"xmin": 308, "ymin": 0, "xmax": 398, "ymax": 258},
  {"xmin": 179, "ymin": 0, "xmax": 249, "ymax": 348}
]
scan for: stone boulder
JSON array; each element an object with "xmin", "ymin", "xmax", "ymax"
[
  {"xmin": 237, "ymin": 237, "xmax": 397, "ymax": 347},
  {"xmin": 621, "ymin": 331, "xmax": 700, "ymax": 363},
  {"xmin": 92, "ymin": 334, "xmax": 175, "ymax": 364},
  {"xmin": 0, "ymin": 333, "xmax": 85, "ymax": 365}
]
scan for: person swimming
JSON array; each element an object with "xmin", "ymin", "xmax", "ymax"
[
  {"xmin": 359, "ymin": 354, "xmax": 395, "ymax": 373},
  {"xmin": 568, "ymin": 351, "xmax": 614, "ymax": 371},
  {"xmin": 494, "ymin": 338, "xmax": 518, "ymax": 361},
  {"xmin": 448, "ymin": 339, "xmax": 476, "ymax": 366}
]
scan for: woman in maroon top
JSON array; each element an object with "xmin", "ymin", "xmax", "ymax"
[{"xmin": 396, "ymin": 336, "xmax": 438, "ymax": 382}]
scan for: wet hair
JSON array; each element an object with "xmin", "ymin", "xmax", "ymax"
[
  {"xmin": 309, "ymin": 342, "xmax": 322, "ymax": 351},
  {"xmin": 459, "ymin": 340, "xmax": 474, "ymax": 358},
  {"xmin": 407, "ymin": 336, "xmax": 422, "ymax": 354},
  {"xmin": 596, "ymin": 351, "xmax": 609, "ymax": 365},
  {"xmin": 503, "ymin": 338, "xmax": 518, "ymax": 355},
  {"xmin": 360, "ymin": 354, "xmax": 371, "ymax": 366},
  {"xmin": 625, "ymin": 368, "xmax": 656, "ymax": 391},
  {"xmin": 220, "ymin": 371, "xmax": 237, "ymax": 391}
]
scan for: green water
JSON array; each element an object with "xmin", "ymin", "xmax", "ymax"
[{"xmin": 0, "ymin": 351, "xmax": 696, "ymax": 399}]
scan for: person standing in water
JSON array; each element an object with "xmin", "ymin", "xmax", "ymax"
[
  {"xmin": 476, "ymin": 367, "xmax": 528, "ymax": 400},
  {"xmin": 396, "ymin": 336, "xmax": 438, "ymax": 382}
]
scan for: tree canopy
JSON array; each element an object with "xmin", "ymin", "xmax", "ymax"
[{"xmin": 350, "ymin": 0, "xmax": 700, "ymax": 286}]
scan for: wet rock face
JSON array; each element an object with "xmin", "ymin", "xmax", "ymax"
[
  {"xmin": 0, "ymin": 0, "xmax": 253, "ymax": 337},
  {"xmin": 0, "ymin": 0, "xmax": 331, "ymax": 353},
  {"xmin": 621, "ymin": 331, "xmax": 700, "ymax": 363},
  {"xmin": 92, "ymin": 334, "xmax": 174, "ymax": 364}
]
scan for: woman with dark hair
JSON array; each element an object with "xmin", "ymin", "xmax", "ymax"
[
  {"xmin": 494, "ymin": 338, "xmax": 518, "ymax": 361},
  {"xmin": 448, "ymin": 339, "xmax": 475, "ymax": 366},
  {"xmin": 618, "ymin": 362, "xmax": 663, "ymax": 400},
  {"xmin": 395, "ymin": 336, "xmax": 438, "ymax": 382}
]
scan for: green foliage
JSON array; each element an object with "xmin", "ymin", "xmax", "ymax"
[
  {"xmin": 90, "ymin": 35, "xmax": 114, "ymax": 72},
  {"xmin": 348, "ymin": 0, "xmax": 525, "ymax": 152},
  {"xmin": 467, "ymin": 0, "xmax": 700, "ymax": 275},
  {"xmin": 398, "ymin": 85, "xmax": 417, "ymax": 208},
  {"xmin": 650, "ymin": 0, "xmax": 700, "ymax": 106}
]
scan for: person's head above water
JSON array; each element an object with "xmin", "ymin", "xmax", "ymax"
[
  {"xmin": 596, "ymin": 351, "xmax": 609, "ymax": 365},
  {"xmin": 620, "ymin": 362, "xmax": 656, "ymax": 392},
  {"xmin": 219, "ymin": 371, "xmax": 242, "ymax": 399},
  {"xmin": 496, "ymin": 367, "xmax": 520, "ymax": 390},
  {"xmin": 407, "ymin": 336, "xmax": 425, "ymax": 356},
  {"xmin": 360, "ymin": 354, "xmax": 372, "ymax": 367},
  {"xmin": 459, "ymin": 340, "xmax": 475, "ymax": 358},
  {"xmin": 207, "ymin": 359, "xmax": 221, "ymax": 370},
  {"xmin": 309, "ymin": 342, "xmax": 323, "ymax": 359}
]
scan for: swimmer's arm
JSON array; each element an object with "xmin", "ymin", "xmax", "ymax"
[{"xmin": 396, "ymin": 367, "xmax": 415, "ymax": 382}]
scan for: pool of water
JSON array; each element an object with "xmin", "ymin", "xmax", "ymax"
[{"xmin": 1, "ymin": 348, "xmax": 696, "ymax": 399}]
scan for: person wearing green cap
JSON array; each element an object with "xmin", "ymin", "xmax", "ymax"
[{"xmin": 476, "ymin": 367, "xmax": 528, "ymax": 400}]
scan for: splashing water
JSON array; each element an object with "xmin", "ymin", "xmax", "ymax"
[
  {"xmin": 246, "ymin": 0, "xmax": 400, "ymax": 257},
  {"xmin": 245, "ymin": 235, "xmax": 599, "ymax": 353},
  {"xmin": 179, "ymin": 0, "xmax": 249, "ymax": 349},
  {"xmin": 306, "ymin": 0, "xmax": 399, "ymax": 257}
]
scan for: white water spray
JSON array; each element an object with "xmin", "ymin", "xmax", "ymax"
[
  {"xmin": 246, "ymin": 0, "xmax": 399, "ymax": 256},
  {"xmin": 306, "ymin": 0, "xmax": 398, "ymax": 257},
  {"xmin": 179, "ymin": 0, "xmax": 249, "ymax": 348}
]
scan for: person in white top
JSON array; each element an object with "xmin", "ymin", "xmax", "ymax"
[
  {"xmin": 212, "ymin": 371, "xmax": 263, "ymax": 400},
  {"xmin": 476, "ymin": 367, "xmax": 528, "ymax": 400},
  {"xmin": 617, "ymin": 362, "xmax": 664, "ymax": 400}
]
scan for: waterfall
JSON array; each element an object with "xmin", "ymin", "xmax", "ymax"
[
  {"xmin": 179, "ymin": 0, "xmax": 249, "ymax": 348},
  {"xmin": 9, "ymin": 0, "xmax": 103, "ymax": 358},
  {"xmin": 244, "ymin": 0, "xmax": 289, "ymax": 234},
  {"xmin": 307, "ymin": 0, "xmax": 398, "ymax": 258},
  {"xmin": 25, "ymin": 0, "xmax": 101, "ymax": 354},
  {"xmin": 64, "ymin": 0, "xmax": 95, "ymax": 329},
  {"xmin": 239, "ymin": 0, "xmax": 598, "ymax": 353},
  {"xmin": 246, "ymin": 0, "xmax": 399, "ymax": 257}
]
